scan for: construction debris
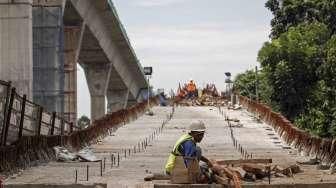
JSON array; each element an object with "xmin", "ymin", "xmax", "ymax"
[
  {"xmin": 77, "ymin": 147, "xmax": 100, "ymax": 162},
  {"xmin": 208, "ymin": 159, "xmax": 302, "ymax": 187},
  {"xmin": 53, "ymin": 146, "xmax": 77, "ymax": 162},
  {"xmin": 175, "ymin": 83, "xmax": 227, "ymax": 106},
  {"xmin": 53, "ymin": 146, "xmax": 99, "ymax": 162}
]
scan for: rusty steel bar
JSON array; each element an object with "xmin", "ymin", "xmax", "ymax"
[
  {"xmin": 2, "ymin": 87, "xmax": 15, "ymax": 146},
  {"xmin": 103, "ymin": 157, "xmax": 106, "ymax": 171},
  {"xmin": 75, "ymin": 169, "xmax": 78, "ymax": 184},
  {"xmin": 0, "ymin": 81, "xmax": 11, "ymax": 146},
  {"xmin": 18, "ymin": 95, "xmax": 27, "ymax": 139},
  {"xmin": 111, "ymin": 154, "xmax": 113, "ymax": 168},
  {"xmin": 117, "ymin": 153, "xmax": 120, "ymax": 167},
  {"xmin": 50, "ymin": 112, "xmax": 56, "ymax": 135},
  {"xmin": 86, "ymin": 165, "xmax": 89, "ymax": 181},
  {"xmin": 36, "ymin": 106, "xmax": 43, "ymax": 136},
  {"xmin": 100, "ymin": 160, "xmax": 103, "ymax": 176}
]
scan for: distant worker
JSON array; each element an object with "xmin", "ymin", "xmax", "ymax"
[
  {"xmin": 165, "ymin": 120, "xmax": 212, "ymax": 182},
  {"xmin": 187, "ymin": 79, "xmax": 197, "ymax": 99}
]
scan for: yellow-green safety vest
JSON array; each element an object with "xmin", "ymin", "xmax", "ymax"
[{"xmin": 165, "ymin": 134, "xmax": 194, "ymax": 173}]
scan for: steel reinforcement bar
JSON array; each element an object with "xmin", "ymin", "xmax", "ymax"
[
  {"xmin": 0, "ymin": 97, "xmax": 159, "ymax": 175},
  {"xmin": 239, "ymin": 96, "xmax": 336, "ymax": 164}
]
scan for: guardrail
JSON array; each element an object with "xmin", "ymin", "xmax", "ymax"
[{"xmin": 0, "ymin": 81, "xmax": 77, "ymax": 147}]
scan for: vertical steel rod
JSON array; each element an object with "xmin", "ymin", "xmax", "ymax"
[{"xmin": 86, "ymin": 165, "xmax": 89, "ymax": 181}]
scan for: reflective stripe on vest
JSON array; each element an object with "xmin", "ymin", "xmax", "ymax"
[{"xmin": 164, "ymin": 134, "xmax": 194, "ymax": 173}]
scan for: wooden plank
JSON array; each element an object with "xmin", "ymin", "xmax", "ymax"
[
  {"xmin": 215, "ymin": 158, "xmax": 272, "ymax": 166},
  {"xmin": 214, "ymin": 174, "xmax": 229, "ymax": 185}
]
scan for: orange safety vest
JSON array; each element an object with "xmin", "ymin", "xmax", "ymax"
[{"xmin": 187, "ymin": 82, "xmax": 196, "ymax": 92}]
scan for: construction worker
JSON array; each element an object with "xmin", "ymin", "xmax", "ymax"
[
  {"xmin": 187, "ymin": 79, "xmax": 197, "ymax": 99},
  {"xmin": 165, "ymin": 120, "xmax": 212, "ymax": 182}
]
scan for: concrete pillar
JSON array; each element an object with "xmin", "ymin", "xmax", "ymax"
[
  {"xmin": 91, "ymin": 95, "xmax": 105, "ymax": 120},
  {"xmin": 63, "ymin": 25, "xmax": 83, "ymax": 123},
  {"xmin": 106, "ymin": 89, "xmax": 128, "ymax": 113},
  {"xmin": 32, "ymin": 4, "xmax": 64, "ymax": 114},
  {"xmin": 83, "ymin": 63, "xmax": 111, "ymax": 120},
  {"xmin": 0, "ymin": 0, "xmax": 33, "ymax": 98}
]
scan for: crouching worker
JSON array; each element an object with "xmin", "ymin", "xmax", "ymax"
[{"xmin": 165, "ymin": 120, "xmax": 213, "ymax": 183}]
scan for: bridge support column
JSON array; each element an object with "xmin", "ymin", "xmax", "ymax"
[
  {"xmin": 0, "ymin": 0, "xmax": 33, "ymax": 98},
  {"xmin": 107, "ymin": 89, "xmax": 129, "ymax": 113},
  {"xmin": 63, "ymin": 24, "xmax": 84, "ymax": 124},
  {"xmin": 83, "ymin": 63, "xmax": 112, "ymax": 120}
]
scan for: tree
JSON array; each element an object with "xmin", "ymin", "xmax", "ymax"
[
  {"xmin": 77, "ymin": 115, "xmax": 91, "ymax": 129},
  {"xmin": 258, "ymin": 22, "xmax": 330, "ymax": 121},
  {"xmin": 265, "ymin": 0, "xmax": 336, "ymax": 38},
  {"xmin": 295, "ymin": 35, "xmax": 336, "ymax": 137},
  {"xmin": 234, "ymin": 69, "xmax": 273, "ymax": 107}
]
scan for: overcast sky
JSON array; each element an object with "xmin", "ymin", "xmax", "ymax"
[{"xmin": 77, "ymin": 0, "xmax": 273, "ymax": 117}]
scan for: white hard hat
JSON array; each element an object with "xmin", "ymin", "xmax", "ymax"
[
  {"xmin": 189, "ymin": 120, "xmax": 206, "ymax": 132},
  {"xmin": 189, "ymin": 78, "xmax": 193, "ymax": 81}
]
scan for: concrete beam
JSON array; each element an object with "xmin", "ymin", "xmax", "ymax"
[
  {"xmin": 106, "ymin": 88, "xmax": 137, "ymax": 113},
  {"xmin": 70, "ymin": 0, "xmax": 145, "ymax": 101},
  {"xmin": 0, "ymin": 0, "xmax": 33, "ymax": 98},
  {"xmin": 83, "ymin": 63, "xmax": 112, "ymax": 120}
]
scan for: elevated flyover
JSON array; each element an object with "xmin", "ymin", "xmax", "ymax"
[
  {"xmin": 0, "ymin": 0, "xmax": 148, "ymax": 121},
  {"xmin": 64, "ymin": 0, "xmax": 148, "ymax": 120}
]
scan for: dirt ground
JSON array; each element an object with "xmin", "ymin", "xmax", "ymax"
[{"xmin": 4, "ymin": 106, "xmax": 336, "ymax": 187}]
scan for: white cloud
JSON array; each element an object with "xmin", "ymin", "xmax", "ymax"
[
  {"xmin": 125, "ymin": 22, "xmax": 270, "ymax": 92},
  {"xmin": 131, "ymin": 0, "xmax": 191, "ymax": 7}
]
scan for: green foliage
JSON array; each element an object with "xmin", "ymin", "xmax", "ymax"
[
  {"xmin": 265, "ymin": 0, "xmax": 336, "ymax": 38},
  {"xmin": 234, "ymin": 69, "xmax": 274, "ymax": 108},
  {"xmin": 258, "ymin": 22, "xmax": 329, "ymax": 120},
  {"xmin": 250, "ymin": 0, "xmax": 336, "ymax": 137},
  {"xmin": 295, "ymin": 35, "xmax": 336, "ymax": 137},
  {"xmin": 77, "ymin": 115, "xmax": 91, "ymax": 129}
]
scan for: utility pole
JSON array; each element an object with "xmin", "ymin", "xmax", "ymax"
[{"xmin": 143, "ymin": 67, "xmax": 153, "ymax": 111}]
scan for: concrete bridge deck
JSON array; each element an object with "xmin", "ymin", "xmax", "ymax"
[{"xmin": 4, "ymin": 106, "xmax": 336, "ymax": 187}]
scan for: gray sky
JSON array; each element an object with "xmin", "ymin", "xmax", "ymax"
[{"xmin": 77, "ymin": 0, "xmax": 273, "ymax": 117}]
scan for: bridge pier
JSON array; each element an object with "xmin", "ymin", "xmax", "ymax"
[
  {"xmin": 107, "ymin": 89, "xmax": 131, "ymax": 113},
  {"xmin": 83, "ymin": 63, "xmax": 112, "ymax": 120},
  {"xmin": 0, "ymin": 0, "xmax": 33, "ymax": 98}
]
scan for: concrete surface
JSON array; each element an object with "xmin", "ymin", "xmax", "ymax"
[
  {"xmin": 4, "ymin": 106, "xmax": 336, "ymax": 187},
  {"xmin": 0, "ymin": 0, "xmax": 33, "ymax": 98},
  {"xmin": 153, "ymin": 183, "xmax": 336, "ymax": 188},
  {"xmin": 4, "ymin": 183, "xmax": 106, "ymax": 188}
]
